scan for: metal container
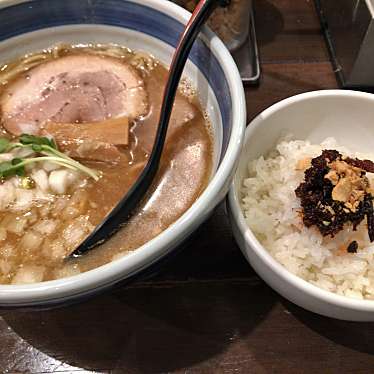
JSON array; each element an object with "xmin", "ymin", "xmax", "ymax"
[
  {"xmin": 316, "ymin": 0, "xmax": 374, "ymax": 88},
  {"xmin": 172, "ymin": 0, "xmax": 252, "ymax": 51}
]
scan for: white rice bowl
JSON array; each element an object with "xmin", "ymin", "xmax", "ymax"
[{"xmin": 241, "ymin": 137, "xmax": 374, "ymax": 300}]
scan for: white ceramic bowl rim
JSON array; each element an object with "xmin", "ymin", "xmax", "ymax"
[
  {"xmin": 229, "ymin": 89, "xmax": 374, "ymax": 313},
  {"xmin": 0, "ymin": 0, "xmax": 246, "ymax": 304}
]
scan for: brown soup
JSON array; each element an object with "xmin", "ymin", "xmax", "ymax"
[{"xmin": 0, "ymin": 44, "xmax": 213, "ymax": 284}]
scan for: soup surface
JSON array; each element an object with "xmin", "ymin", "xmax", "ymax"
[{"xmin": 0, "ymin": 44, "xmax": 213, "ymax": 284}]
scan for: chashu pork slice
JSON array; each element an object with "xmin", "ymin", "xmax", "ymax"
[
  {"xmin": 1, "ymin": 54, "xmax": 148, "ymax": 135},
  {"xmin": 0, "ymin": 54, "xmax": 148, "ymax": 162}
]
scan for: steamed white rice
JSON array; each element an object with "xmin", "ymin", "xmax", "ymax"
[{"xmin": 241, "ymin": 137, "xmax": 374, "ymax": 300}]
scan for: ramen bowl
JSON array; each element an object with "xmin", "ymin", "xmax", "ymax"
[{"xmin": 0, "ymin": 0, "xmax": 246, "ymax": 307}]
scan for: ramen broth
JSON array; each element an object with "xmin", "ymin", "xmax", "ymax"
[{"xmin": 0, "ymin": 45, "xmax": 213, "ymax": 284}]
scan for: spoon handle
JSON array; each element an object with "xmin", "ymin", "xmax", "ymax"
[
  {"xmin": 71, "ymin": 0, "xmax": 230, "ymax": 256},
  {"xmin": 153, "ymin": 0, "xmax": 230, "ymax": 168}
]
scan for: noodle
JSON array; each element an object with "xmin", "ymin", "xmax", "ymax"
[
  {"xmin": 0, "ymin": 43, "xmax": 158, "ymax": 86},
  {"xmin": 0, "ymin": 56, "xmax": 47, "ymax": 85}
]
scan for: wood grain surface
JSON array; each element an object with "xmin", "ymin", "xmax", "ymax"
[{"xmin": 2, "ymin": 1, "xmax": 373, "ymax": 373}]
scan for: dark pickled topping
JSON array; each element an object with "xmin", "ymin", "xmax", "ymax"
[
  {"xmin": 295, "ymin": 150, "xmax": 374, "ymax": 241},
  {"xmin": 344, "ymin": 157, "xmax": 374, "ymax": 173},
  {"xmin": 347, "ymin": 240, "xmax": 358, "ymax": 253}
]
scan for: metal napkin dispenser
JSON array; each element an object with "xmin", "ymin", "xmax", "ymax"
[{"xmin": 316, "ymin": 0, "xmax": 374, "ymax": 88}]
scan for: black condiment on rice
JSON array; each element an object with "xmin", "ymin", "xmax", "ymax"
[
  {"xmin": 295, "ymin": 149, "xmax": 374, "ymax": 242},
  {"xmin": 347, "ymin": 240, "xmax": 358, "ymax": 253}
]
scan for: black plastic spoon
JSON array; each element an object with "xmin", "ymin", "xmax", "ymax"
[{"xmin": 70, "ymin": 0, "xmax": 230, "ymax": 257}]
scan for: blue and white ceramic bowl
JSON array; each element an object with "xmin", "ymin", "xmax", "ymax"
[{"xmin": 0, "ymin": 0, "xmax": 246, "ymax": 306}]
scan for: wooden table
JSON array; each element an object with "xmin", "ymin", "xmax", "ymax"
[{"xmin": 2, "ymin": 1, "xmax": 374, "ymax": 373}]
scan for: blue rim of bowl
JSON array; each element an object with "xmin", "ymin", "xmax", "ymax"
[
  {"xmin": 228, "ymin": 89, "xmax": 374, "ymax": 314},
  {"xmin": 0, "ymin": 0, "xmax": 246, "ymax": 305}
]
